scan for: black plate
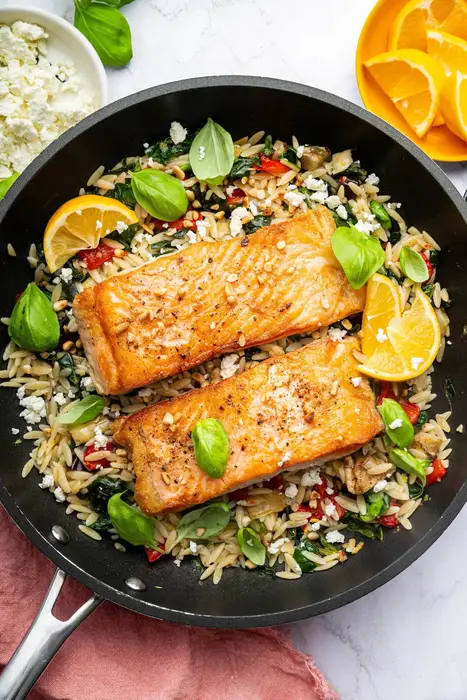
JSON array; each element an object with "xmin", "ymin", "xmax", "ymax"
[{"xmin": 1, "ymin": 76, "xmax": 466, "ymax": 628}]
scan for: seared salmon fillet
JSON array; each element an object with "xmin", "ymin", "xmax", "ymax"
[
  {"xmin": 114, "ymin": 337, "xmax": 383, "ymax": 516},
  {"xmin": 73, "ymin": 207, "xmax": 365, "ymax": 395}
]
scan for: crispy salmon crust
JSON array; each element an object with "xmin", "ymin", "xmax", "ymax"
[
  {"xmin": 73, "ymin": 208, "xmax": 365, "ymax": 395},
  {"xmin": 114, "ymin": 338, "xmax": 383, "ymax": 516}
]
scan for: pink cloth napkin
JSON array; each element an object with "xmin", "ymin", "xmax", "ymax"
[{"xmin": 0, "ymin": 505, "xmax": 339, "ymax": 700}]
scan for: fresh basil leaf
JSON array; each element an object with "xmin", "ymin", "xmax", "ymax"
[
  {"xmin": 379, "ymin": 398, "xmax": 414, "ymax": 448},
  {"xmin": 74, "ymin": 3, "xmax": 132, "ymax": 67},
  {"xmin": 57, "ymin": 394, "xmax": 105, "ymax": 425},
  {"xmin": 331, "ymin": 225, "xmax": 384, "ymax": 289},
  {"xmin": 369, "ymin": 200, "xmax": 391, "ymax": 229},
  {"xmin": 0, "ymin": 172, "xmax": 20, "ymax": 200},
  {"xmin": 175, "ymin": 503, "xmax": 230, "ymax": 546},
  {"xmin": 262, "ymin": 135, "xmax": 274, "ymax": 156},
  {"xmin": 192, "ymin": 418, "xmax": 229, "ymax": 478},
  {"xmin": 94, "ymin": 0, "xmax": 135, "ymax": 6},
  {"xmin": 130, "ymin": 169, "xmax": 188, "ymax": 221},
  {"xmin": 243, "ymin": 215, "xmax": 272, "ymax": 234},
  {"xmin": 87, "ymin": 476, "xmax": 127, "ymax": 514},
  {"xmin": 390, "ymin": 448, "xmax": 430, "ymax": 486},
  {"xmin": 237, "ymin": 527, "xmax": 266, "ymax": 566},
  {"xmin": 343, "ymin": 515, "xmax": 384, "ymax": 541},
  {"xmin": 108, "ymin": 492, "xmax": 157, "ymax": 548},
  {"xmin": 230, "ymin": 156, "xmax": 258, "ymax": 179},
  {"xmin": 57, "ymin": 352, "xmax": 79, "ymax": 387},
  {"xmin": 360, "ymin": 491, "xmax": 390, "ymax": 522},
  {"xmin": 293, "ymin": 536, "xmax": 320, "ymax": 572},
  {"xmin": 399, "ymin": 246, "xmax": 429, "ymax": 283},
  {"xmin": 189, "ymin": 118, "xmax": 234, "ymax": 186},
  {"xmin": 9, "ymin": 283, "xmax": 59, "ymax": 352}
]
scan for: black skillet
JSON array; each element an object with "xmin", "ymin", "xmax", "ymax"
[{"xmin": 0, "ymin": 76, "xmax": 466, "ymax": 699}]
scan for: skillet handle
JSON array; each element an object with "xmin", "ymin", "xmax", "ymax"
[{"xmin": 0, "ymin": 568, "xmax": 102, "ymax": 700}]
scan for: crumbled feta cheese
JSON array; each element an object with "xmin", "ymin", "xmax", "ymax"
[
  {"xmin": 198, "ymin": 145, "xmax": 206, "ymax": 161},
  {"xmin": 389, "ymin": 418, "xmax": 403, "ymax": 430},
  {"xmin": 325, "ymin": 530, "xmax": 345, "ymax": 544},
  {"xmin": 310, "ymin": 191, "xmax": 327, "ymax": 204},
  {"xmin": 284, "ymin": 189, "xmax": 305, "ymax": 207},
  {"xmin": 229, "ymin": 207, "xmax": 249, "ymax": 236},
  {"xmin": 285, "ymin": 483, "xmax": 299, "ymax": 499},
  {"xmin": 324, "ymin": 502, "xmax": 338, "ymax": 519},
  {"xmin": 376, "ymin": 328, "xmax": 388, "ymax": 343},
  {"xmin": 226, "ymin": 186, "xmax": 236, "ymax": 196},
  {"xmin": 220, "ymin": 354, "xmax": 239, "ymax": 379},
  {"xmin": 335, "ymin": 204, "xmax": 348, "ymax": 220},
  {"xmin": 143, "ymin": 142, "xmax": 149, "ymax": 149},
  {"xmin": 457, "ymin": 424, "xmax": 464, "ymax": 433},
  {"xmin": 196, "ymin": 219, "xmax": 210, "ymax": 238},
  {"xmin": 53, "ymin": 486, "xmax": 66, "ymax": 503},
  {"xmin": 351, "ymin": 377, "xmax": 362, "ymax": 387},
  {"xmin": 328, "ymin": 327, "xmax": 347, "ymax": 342},
  {"xmin": 355, "ymin": 220, "xmax": 372, "ymax": 235},
  {"xmin": 95, "ymin": 220, "xmax": 102, "ymax": 230},
  {"xmin": 411, "ymin": 357, "xmax": 423, "ymax": 370},
  {"xmin": 169, "ymin": 121, "xmax": 187, "ymax": 145},
  {"xmin": 366, "ymin": 173, "xmax": 380, "ymax": 186},
  {"xmin": 115, "ymin": 220, "xmax": 128, "ymax": 234},
  {"xmin": 16, "ymin": 386, "xmax": 25, "ymax": 400},
  {"xmin": 0, "ymin": 24, "xmax": 96, "ymax": 177},
  {"xmin": 11, "ymin": 427, "xmax": 19, "ymax": 435},
  {"xmin": 302, "ymin": 176, "xmax": 327, "ymax": 192},
  {"xmin": 81, "ymin": 376, "xmax": 95, "ymax": 391},
  {"xmin": 301, "ymin": 468, "xmax": 322, "ymax": 487},
  {"xmin": 249, "ymin": 200, "xmax": 259, "ymax": 216},
  {"xmin": 267, "ymin": 537, "xmax": 288, "ymax": 555},
  {"xmin": 277, "ymin": 452, "xmax": 291, "ymax": 467},
  {"xmin": 310, "ymin": 522, "xmax": 321, "ymax": 531},
  {"xmin": 59, "ymin": 267, "xmax": 73, "ymax": 283},
  {"xmin": 138, "ymin": 388, "xmax": 153, "ymax": 397},
  {"xmin": 373, "ymin": 479, "xmax": 388, "ymax": 493},
  {"xmin": 173, "ymin": 559, "xmax": 181, "ymax": 567},
  {"xmin": 54, "ymin": 392, "xmax": 67, "ymax": 406},
  {"xmin": 39, "ymin": 474, "xmax": 54, "ymax": 489},
  {"xmin": 187, "ymin": 230, "xmax": 197, "ymax": 245},
  {"xmin": 19, "ymin": 395, "xmax": 46, "ymax": 424},
  {"xmin": 189, "ymin": 541, "xmax": 198, "ymax": 553},
  {"xmin": 325, "ymin": 195, "xmax": 341, "ymax": 210},
  {"xmin": 93, "ymin": 426, "xmax": 108, "ymax": 449}
]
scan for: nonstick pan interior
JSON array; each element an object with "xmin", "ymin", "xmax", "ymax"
[{"xmin": 0, "ymin": 76, "xmax": 466, "ymax": 628}]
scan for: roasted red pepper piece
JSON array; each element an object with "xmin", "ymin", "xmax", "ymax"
[
  {"xmin": 83, "ymin": 441, "xmax": 113, "ymax": 471},
  {"xmin": 229, "ymin": 487, "xmax": 250, "ymax": 501},
  {"xmin": 145, "ymin": 544, "xmax": 165, "ymax": 563},
  {"xmin": 226, "ymin": 188, "xmax": 245, "ymax": 205},
  {"xmin": 426, "ymin": 457, "xmax": 447, "ymax": 486},
  {"xmin": 253, "ymin": 154, "xmax": 290, "ymax": 175},
  {"xmin": 421, "ymin": 252, "xmax": 434, "ymax": 279},
  {"xmin": 78, "ymin": 242, "xmax": 115, "ymax": 270},
  {"xmin": 377, "ymin": 513, "xmax": 398, "ymax": 528}
]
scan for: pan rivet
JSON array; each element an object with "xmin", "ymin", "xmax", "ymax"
[
  {"xmin": 125, "ymin": 576, "xmax": 146, "ymax": 592},
  {"xmin": 51, "ymin": 525, "xmax": 70, "ymax": 544}
]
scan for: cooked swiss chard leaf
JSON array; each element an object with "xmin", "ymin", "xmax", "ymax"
[
  {"xmin": 107, "ymin": 223, "xmax": 139, "ymax": 251},
  {"xmin": 90, "ymin": 514, "xmax": 114, "ymax": 532},
  {"xmin": 414, "ymin": 410, "xmax": 429, "ymax": 432},
  {"xmin": 87, "ymin": 476, "xmax": 128, "ymax": 514},
  {"xmin": 262, "ymin": 135, "xmax": 274, "ymax": 156},
  {"xmin": 244, "ymin": 215, "xmax": 272, "ymax": 234},
  {"xmin": 283, "ymin": 146, "xmax": 298, "ymax": 165},
  {"xmin": 150, "ymin": 240, "xmax": 174, "ymax": 257},
  {"xmin": 145, "ymin": 133, "xmax": 194, "ymax": 165},
  {"xmin": 230, "ymin": 156, "xmax": 260, "ymax": 179},
  {"xmin": 293, "ymin": 535, "xmax": 320, "ymax": 573},
  {"xmin": 343, "ymin": 515, "xmax": 384, "ymax": 541},
  {"xmin": 106, "ymin": 181, "xmax": 137, "ymax": 209},
  {"xmin": 408, "ymin": 482, "xmax": 425, "ymax": 500},
  {"xmin": 57, "ymin": 352, "xmax": 80, "ymax": 387},
  {"xmin": 339, "ymin": 162, "xmax": 368, "ymax": 183}
]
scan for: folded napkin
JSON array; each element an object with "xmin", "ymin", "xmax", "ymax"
[{"xmin": 0, "ymin": 505, "xmax": 339, "ymax": 700}]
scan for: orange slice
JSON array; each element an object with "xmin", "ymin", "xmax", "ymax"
[
  {"xmin": 389, "ymin": 0, "xmax": 467, "ymax": 51},
  {"xmin": 364, "ymin": 49, "xmax": 445, "ymax": 138},
  {"xmin": 359, "ymin": 273, "xmax": 441, "ymax": 382},
  {"xmin": 427, "ymin": 29, "xmax": 467, "ymax": 75},
  {"xmin": 44, "ymin": 194, "xmax": 138, "ymax": 272},
  {"xmin": 440, "ymin": 71, "xmax": 467, "ymax": 141}
]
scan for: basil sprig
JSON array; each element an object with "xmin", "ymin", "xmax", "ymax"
[
  {"xmin": 369, "ymin": 200, "xmax": 391, "ymax": 229},
  {"xmin": 130, "ymin": 169, "xmax": 188, "ymax": 221},
  {"xmin": 379, "ymin": 398, "xmax": 414, "ymax": 448},
  {"xmin": 399, "ymin": 246, "xmax": 429, "ymax": 283},
  {"xmin": 8, "ymin": 283, "xmax": 59, "ymax": 352},
  {"xmin": 237, "ymin": 527, "xmax": 266, "ymax": 566},
  {"xmin": 331, "ymin": 225, "xmax": 384, "ymax": 289},
  {"xmin": 390, "ymin": 448, "xmax": 430, "ymax": 486},
  {"xmin": 0, "ymin": 172, "xmax": 19, "ymax": 200},
  {"xmin": 108, "ymin": 492, "xmax": 160, "ymax": 548},
  {"xmin": 74, "ymin": 1, "xmax": 133, "ymax": 67},
  {"xmin": 189, "ymin": 118, "xmax": 234, "ymax": 186},
  {"xmin": 191, "ymin": 418, "xmax": 229, "ymax": 478},
  {"xmin": 57, "ymin": 395, "xmax": 105, "ymax": 425},
  {"xmin": 174, "ymin": 503, "xmax": 230, "ymax": 546},
  {"xmin": 360, "ymin": 491, "xmax": 390, "ymax": 522}
]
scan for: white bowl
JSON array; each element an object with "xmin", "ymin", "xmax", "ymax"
[{"xmin": 0, "ymin": 5, "xmax": 108, "ymax": 108}]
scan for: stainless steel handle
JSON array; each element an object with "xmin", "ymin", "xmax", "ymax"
[{"xmin": 0, "ymin": 568, "xmax": 102, "ymax": 700}]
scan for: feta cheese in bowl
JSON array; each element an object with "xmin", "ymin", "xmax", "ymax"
[{"xmin": 0, "ymin": 7, "xmax": 107, "ymax": 184}]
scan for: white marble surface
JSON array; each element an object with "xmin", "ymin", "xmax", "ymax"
[{"xmin": 6, "ymin": 0, "xmax": 467, "ymax": 697}]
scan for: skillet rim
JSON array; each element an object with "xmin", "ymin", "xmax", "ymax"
[{"xmin": 1, "ymin": 75, "xmax": 466, "ymax": 628}]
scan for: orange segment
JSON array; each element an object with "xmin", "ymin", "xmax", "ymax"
[
  {"xmin": 364, "ymin": 49, "xmax": 445, "ymax": 137},
  {"xmin": 440, "ymin": 71, "xmax": 467, "ymax": 140},
  {"xmin": 44, "ymin": 194, "xmax": 138, "ymax": 272},
  {"xmin": 359, "ymin": 274, "xmax": 441, "ymax": 382},
  {"xmin": 389, "ymin": 0, "xmax": 467, "ymax": 51},
  {"xmin": 427, "ymin": 29, "xmax": 467, "ymax": 75}
]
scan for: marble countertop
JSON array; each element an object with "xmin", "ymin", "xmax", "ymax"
[{"xmin": 13, "ymin": 0, "xmax": 467, "ymax": 698}]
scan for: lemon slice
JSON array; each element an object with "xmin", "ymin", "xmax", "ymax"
[
  {"xmin": 44, "ymin": 194, "xmax": 139, "ymax": 272},
  {"xmin": 364, "ymin": 49, "xmax": 445, "ymax": 138},
  {"xmin": 358, "ymin": 273, "xmax": 441, "ymax": 382},
  {"xmin": 440, "ymin": 71, "xmax": 467, "ymax": 141}
]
